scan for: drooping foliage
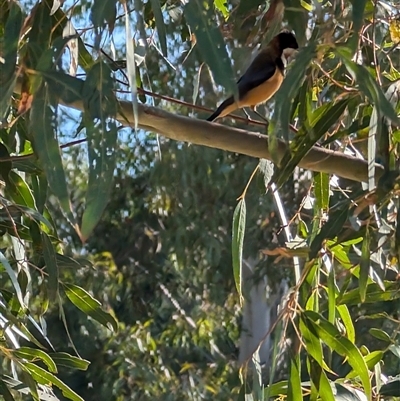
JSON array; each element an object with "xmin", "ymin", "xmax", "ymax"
[{"xmin": 0, "ymin": 0, "xmax": 400, "ymax": 400}]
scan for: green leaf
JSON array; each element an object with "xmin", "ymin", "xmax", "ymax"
[
  {"xmin": 310, "ymin": 207, "xmax": 349, "ymax": 258},
  {"xmin": 31, "ymin": 173, "xmax": 48, "ymax": 215},
  {"xmin": 81, "ymin": 62, "xmax": 118, "ymax": 241},
  {"xmin": 232, "ymin": 199, "xmax": 246, "ymax": 302},
  {"xmin": 327, "ymin": 267, "xmax": 335, "ymax": 324},
  {"xmin": 13, "ymin": 347, "xmax": 57, "ymax": 374},
  {"xmin": 0, "ymin": 1, "xmax": 22, "ymax": 118},
  {"xmin": 23, "ymin": 362, "xmax": 84, "ymax": 401},
  {"xmin": 264, "ymin": 380, "xmax": 288, "ymax": 398},
  {"xmin": 274, "ymin": 97, "xmax": 351, "ymax": 188},
  {"xmin": 90, "ymin": 0, "xmax": 117, "ymax": 29},
  {"xmin": 337, "ymin": 304, "xmax": 355, "ymax": 343},
  {"xmin": 317, "ymin": 369, "xmax": 335, "ymax": 401},
  {"xmin": 388, "ymin": 344, "xmax": 400, "ymax": 359},
  {"xmin": 348, "ymin": 0, "xmax": 368, "ymax": 52},
  {"xmin": 346, "ymin": 351, "xmax": 383, "ymax": 379},
  {"xmin": 359, "ymin": 227, "xmax": 370, "ymax": 302},
  {"xmin": 48, "ymin": 352, "xmax": 90, "ymax": 371},
  {"xmin": 338, "ymin": 282, "xmax": 400, "ymax": 305},
  {"xmin": 299, "ymin": 316, "xmax": 325, "ymax": 371},
  {"xmin": 337, "ymin": 49, "xmax": 400, "ymax": 125},
  {"xmin": 380, "ymin": 377, "xmax": 400, "ymax": 397},
  {"xmin": 42, "ymin": 233, "xmax": 59, "ymax": 302},
  {"xmin": 14, "ymin": 204, "xmax": 54, "ymax": 231},
  {"xmin": 304, "ymin": 311, "xmax": 372, "ymax": 400},
  {"xmin": 184, "ymin": 0, "xmax": 236, "ymax": 96},
  {"xmin": 271, "ymin": 42, "xmax": 316, "ymax": 145},
  {"xmin": 150, "ymin": 0, "xmax": 168, "ymax": 56},
  {"xmin": 369, "ymin": 328, "xmax": 391, "ymax": 343},
  {"xmin": 30, "ymin": 84, "xmax": 77, "ymax": 228},
  {"xmin": 314, "ymin": 172, "xmax": 329, "ymax": 210},
  {"xmin": 20, "ymin": 370, "xmax": 39, "ymax": 401},
  {"xmin": 63, "ymin": 283, "xmax": 118, "ymax": 331},
  {"xmin": 214, "ymin": 0, "xmax": 229, "ymax": 18},
  {"xmin": 334, "ymin": 383, "xmax": 369, "ymax": 401},
  {"xmin": 0, "ymin": 250, "xmax": 25, "ymax": 308},
  {"xmin": 287, "ymin": 354, "xmax": 302, "ymax": 401},
  {"xmin": 40, "ymin": 70, "xmax": 84, "ymax": 104},
  {"xmin": 0, "ymin": 379, "xmax": 14, "ymax": 401},
  {"xmin": 81, "ymin": 119, "xmax": 118, "ymax": 241},
  {"xmin": 311, "ymin": 97, "xmax": 351, "ymax": 140},
  {"xmin": 7, "ymin": 171, "xmax": 36, "ymax": 209}
]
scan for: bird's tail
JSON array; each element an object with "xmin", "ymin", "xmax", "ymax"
[{"xmin": 206, "ymin": 96, "xmax": 235, "ymax": 122}]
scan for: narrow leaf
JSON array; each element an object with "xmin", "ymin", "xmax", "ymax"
[
  {"xmin": 337, "ymin": 304, "xmax": 355, "ymax": 343},
  {"xmin": 42, "ymin": 233, "xmax": 59, "ymax": 303},
  {"xmin": 338, "ymin": 49, "xmax": 400, "ymax": 125},
  {"xmin": 359, "ymin": 227, "xmax": 370, "ymax": 302},
  {"xmin": 30, "ymin": 85, "xmax": 77, "ymax": 228},
  {"xmin": 0, "ymin": 1, "xmax": 22, "ymax": 118},
  {"xmin": 48, "ymin": 352, "xmax": 90, "ymax": 371},
  {"xmin": 23, "ymin": 362, "xmax": 83, "ymax": 401},
  {"xmin": 150, "ymin": 0, "xmax": 168, "ymax": 56},
  {"xmin": 271, "ymin": 42, "xmax": 316, "ymax": 145},
  {"xmin": 0, "ymin": 251, "xmax": 25, "ymax": 308},
  {"xmin": 184, "ymin": 0, "xmax": 236, "ymax": 96},
  {"xmin": 314, "ymin": 172, "xmax": 329, "ymax": 210},
  {"xmin": 287, "ymin": 354, "xmax": 302, "ymax": 401},
  {"xmin": 304, "ymin": 311, "xmax": 372, "ymax": 400},
  {"xmin": 232, "ymin": 199, "xmax": 246, "ymax": 303},
  {"xmin": 81, "ymin": 119, "xmax": 118, "ymax": 241},
  {"xmin": 13, "ymin": 347, "xmax": 57, "ymax": 374},
  {"xmin": 338, "ymin": 282, "xmax": 400, "ymax": 305},
  {"xmin": 63, "ymin": 283, "xmax": 118, "ymax": 331}
]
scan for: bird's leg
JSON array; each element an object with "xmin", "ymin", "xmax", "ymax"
[
  {"xmin": 242, "ymin": 108, "xmax": 252, "ymax": 121},
  {"xmin": 251, "ymin": 106, "xmax": 269, "ymax": 126}
]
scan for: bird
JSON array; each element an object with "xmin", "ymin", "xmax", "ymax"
[{"xmin": 206, "ymin": 30, "xmax": 299, "ymax": 122}]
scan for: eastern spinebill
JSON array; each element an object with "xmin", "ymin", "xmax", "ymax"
[{"xmin": 206, "ymin": 30, "xmax": 299, "ymax": 122}]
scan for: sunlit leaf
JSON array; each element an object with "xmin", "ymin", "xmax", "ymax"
[
  {"xmin": 338, "ymin": 282, "xmax": 400, "ymax": 305},
  {"xmin": 287, "ymin": 354, "xmax": 302, "ymax": 401},
  {"xmin": 359, "ymin": 228, "xmax": 370, "ymax": 302},
  {"xmin": 232, "ymin": 199, "xmax": 246, "ymax": 303},
  {"xmin": 48, "ymin": 352, "xmax": 90, "ymax": 371},
  {"xmin": 314, "ymin": 172, "xmax": 329, "ymax": 210},
  {"xmin": 338, "ymin": 48, "xmax": 400, "ymax": 125},
  {"xmin": 214, "ymin": 0, "xmax": 229, "ymax": 18},
  {"xmin": 63, "ymin": 283, "xmax": 118, "ymax": 332},
  {"xmin": 304, "ymin": 311, "xmax": 371, "ymax": 400},
  {"xmin": 337, "ymin": 304, "xmax": 355, "ymax": 343},
  {"xmin": 23, "ymin": 362, "xmax": 84, "ymax": 401},
  {"xmin": 13, "ymin": 347, "xmax": 57, "ymax": 374}
]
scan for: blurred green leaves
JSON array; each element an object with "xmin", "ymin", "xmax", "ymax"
[{"xmin": 184, "ymin": 0, "xmax": 237, "ymax": 97}]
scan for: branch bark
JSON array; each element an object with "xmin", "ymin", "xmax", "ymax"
[
  {"xmin": 38, "ymin": 87, "xmax": 383, "ymax": 183},
  {"xmin": 117, "ymin": 102, "xmax": 382, "ymax": 183}
]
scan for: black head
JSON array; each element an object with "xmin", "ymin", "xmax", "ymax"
[{"xmin": 276, "ymin": 30, "xmax": 299, "ymax": 51}]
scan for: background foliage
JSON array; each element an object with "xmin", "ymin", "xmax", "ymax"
[{"xmin": 1, "ymin": 0, "xmax": 400, "ymax": 400}]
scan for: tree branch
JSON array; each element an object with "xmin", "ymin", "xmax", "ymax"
[
  {"xmin": 117, "ymin": 102, "xmax": 383, "ymax": 183},
  {"xmin": 16, "ymin": 74, "xmax": 382, "ymax": 183}
]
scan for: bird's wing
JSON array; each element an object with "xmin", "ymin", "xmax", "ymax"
[{"xmin": 236, "ymin": 52, "xmax": 278, "ymax": 99}]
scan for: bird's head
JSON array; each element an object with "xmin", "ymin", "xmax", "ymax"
[{"xmin": 276, "ymin": 30, "xmax": 299, "ymax": 52}]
